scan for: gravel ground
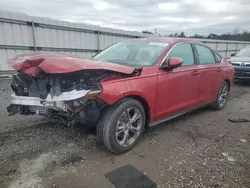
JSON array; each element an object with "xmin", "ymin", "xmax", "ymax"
[
  {"xmin": 0, "ymin": 83, "xmax": 250, "ymax": 188},
  {"xmin": 0, "ymin": 78, "xmax": 13, "ymax": 116}
]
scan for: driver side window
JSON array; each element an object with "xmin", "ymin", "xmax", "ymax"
[{"xmin": 167, "ymin": 43, "xmax": 195, "ymax": 66}]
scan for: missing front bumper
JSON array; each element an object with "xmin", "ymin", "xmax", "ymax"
[{"xmin": 7, "ymin": 89, "xmax": 101, "ymax": 114}]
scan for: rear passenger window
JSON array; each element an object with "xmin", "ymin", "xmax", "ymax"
[
  {"xmin": 195, "ymin": 44, "xmax": 215, "ymax": 64},
  {"xmin": 167, "ymin": 43, "xmax": 194, "ymax": 66}
]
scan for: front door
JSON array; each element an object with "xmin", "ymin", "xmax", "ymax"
[{"xmin": 155, "ymin": 43, "xmax": 201, "ymax": 121}]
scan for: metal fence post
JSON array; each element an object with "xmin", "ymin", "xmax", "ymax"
[
  {"xmin": 225, "ymin": 42, "xmax": 229, "ymax": 58},
  {"xmin": 235, "ymin": 43, "xmax": 238, "ymax": 53},
  {"xmin": 97, "ymin": 29, "xmax": 100, "ymax": 53},
  {"xmin": 31, "ymin": 21, "xmax": 37, "ymax": 51}
]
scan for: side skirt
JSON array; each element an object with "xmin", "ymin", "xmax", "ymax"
[{"xmin": 149, "ymin": 102, "xmax": 213, "ymax": 127}]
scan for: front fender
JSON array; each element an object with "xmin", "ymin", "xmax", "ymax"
[{"xmin": 98, "ymin": 76, "xmax": 157, "ymax": 121}]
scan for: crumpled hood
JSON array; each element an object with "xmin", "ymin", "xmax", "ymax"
[{"xmin": 8, "ymin": 52, "xmax": 135, "ymax": 76}]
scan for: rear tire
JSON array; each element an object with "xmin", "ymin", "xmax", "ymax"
[
  {"xmin": 210, "ymin": 81, "xmax": 229, "ymax": 110},
  {"xmin": 97, "ymin": 98, "xmax": 145, "ymax": 154}
]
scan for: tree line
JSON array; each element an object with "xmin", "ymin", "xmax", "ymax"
[{"xmin": 142, "ymin": 30, "xmax": 250, "ymax": 41}]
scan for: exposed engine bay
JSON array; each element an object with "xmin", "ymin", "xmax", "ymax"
[{"xmin": 7, "ymin": 69, "xmax": 136, "ymax": 127}]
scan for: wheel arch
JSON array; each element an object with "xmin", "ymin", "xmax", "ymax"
[
  {"xmin": 98, "ymin": 79, "xmax": 156, "ymax": 127},
  {"xmin": 224, "ymin": 79, "xmax": 231, "ymax": 91},
  {"xmin": 123, "ymin": 95, "xmax": 151, "ymax": 127},
  {"xmin": 105, "ymin": 94, "xmax": 151, "ymax": 128}
]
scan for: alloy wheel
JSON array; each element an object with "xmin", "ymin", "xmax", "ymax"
[
  {"xmin": 218, "ymin": 84, "xmax": 229, "ymax": 108},
  {"xmin": 115, "ymin": 107, "xmax": 143, "ymax": 147}
]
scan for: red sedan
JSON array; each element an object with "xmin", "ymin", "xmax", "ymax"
[{"xmin": 7, "ymin": 38, "xmax": 234, "ymax": 154}]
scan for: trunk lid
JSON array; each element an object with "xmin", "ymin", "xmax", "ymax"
[{"xmin": 8, "ymin": 52, "xmax": 136, "ymax": 76}]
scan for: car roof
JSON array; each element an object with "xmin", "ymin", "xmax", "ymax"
[
  {"xmin": 125, "ymin": 37, "xmax": 218, "ymax": 53},
  {"xmin": 127, "ymin": 37, "xmax": 206, "ymax": 46}
]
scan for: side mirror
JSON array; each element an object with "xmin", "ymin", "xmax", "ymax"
[
  {"xmin": 160, "ymin": 57, "xmax": 183, "ymax": 70},
  {"xmin": 231, "ymin": 53, "xmax": 236, "ymax": 57}
]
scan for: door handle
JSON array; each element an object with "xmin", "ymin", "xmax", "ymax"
[
  {"xmin": 192, "ymin": 70, "xmax": 200, "ymax": 76},
  {"xmin": 216, "ymin": 68, "xmax": 222, "ymax": 72}
]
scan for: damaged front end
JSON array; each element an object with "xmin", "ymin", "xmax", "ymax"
[
  {"xmin": 7, "ymin": 53, "xmax": 140, "ymax": 127},
  {"xmin": 7, "ymin": 70, "xmax": 115, "ymax": 126}
]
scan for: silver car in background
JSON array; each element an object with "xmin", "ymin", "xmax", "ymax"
[{"xmin": 230, "ymin": 46, "xmax": 250, "ymax": 80}]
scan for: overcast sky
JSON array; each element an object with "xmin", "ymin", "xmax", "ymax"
[{"xmin": 0, "ymin": 0, "xmax": 250, "ymax": 36}]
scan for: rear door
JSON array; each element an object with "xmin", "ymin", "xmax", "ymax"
[
  {"xmin": 155, "ymin": 43, "xmax": 201, "ymax": 120},
  {"xmin": 194, "ymin": 44, "xmax": 223, "ymax": 103}
]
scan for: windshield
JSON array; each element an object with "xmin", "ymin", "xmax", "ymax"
[
  {"xmin": 236, "ymin": 47, "xmax": 250, "ymax": 57},
  {"xmin": 93, "ymin": 41, "xmax": 169, "ymax": 67}
]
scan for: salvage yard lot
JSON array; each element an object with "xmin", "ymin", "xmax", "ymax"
[{"xmin": 0, "ymin": 83, "xmax": 250, "ymax": 188}]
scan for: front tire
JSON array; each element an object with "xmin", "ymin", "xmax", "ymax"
[
  {"xmin": 210, "ymin": 81, "xmax": 229, "ymax": 110},
  {"xmin": 97, "ymin": 98, "xmax": 145, "ymax": 154}
]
